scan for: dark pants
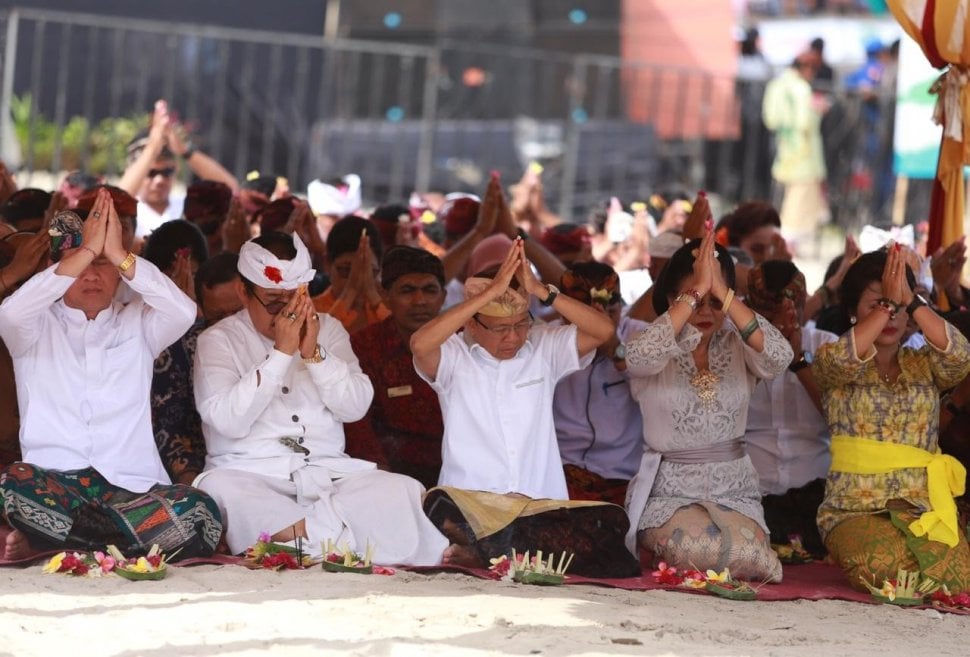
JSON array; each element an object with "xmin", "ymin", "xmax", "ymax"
[{"xmin": 761, "ymin": 478, "xmax": 826, "ymax": 557}]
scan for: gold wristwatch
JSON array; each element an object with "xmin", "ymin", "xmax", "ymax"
[{"xmin": 302, "ymin": 346, "xmax": 325, "ymax": 364}]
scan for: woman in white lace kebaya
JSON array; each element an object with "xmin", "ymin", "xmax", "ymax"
[{"xmin": 624, "ymin": 231, "xmax": 791, "ymax": 582}]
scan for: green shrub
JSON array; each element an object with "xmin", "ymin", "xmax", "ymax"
[{"xmin": 12, "ymin": 93, "xmax": 144, "ymax": 174}]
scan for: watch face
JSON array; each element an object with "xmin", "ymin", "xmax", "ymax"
[
  {"xmin": 803, "ymin": 350, "xmax": 813, "ymax": 364},
  {"xmin": 614, "ymin": 344, "xmax": 626, "ymax": 360}
]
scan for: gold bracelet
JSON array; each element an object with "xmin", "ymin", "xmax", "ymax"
[
  {"xmin": 118, "ymin": 252, "xmax": 136, "ymax": 273},
  {"xmin": 721, "ymin": 288, "xmax": 735, "ymax": 314}
]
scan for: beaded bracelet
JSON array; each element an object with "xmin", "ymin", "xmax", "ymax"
[
  {"xmin": 739, "ymin": 317, "xmax": 760, "ymax": 343},
  {"xmin": 875, "ymin": 297, "xmax": 900, "ymax": 320}
]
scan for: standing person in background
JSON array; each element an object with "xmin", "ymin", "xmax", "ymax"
[{"xmin": 763, "ymin": 55, "xmax": 830, "ymax": 256}]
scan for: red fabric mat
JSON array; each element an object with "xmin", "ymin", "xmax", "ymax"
[
  {"xmin": 404, "ymin": 562, "xmax": 970, "ymax": 614},
  {"xmin": 1, "ymin": 521, "xmax": 966, "ymax": 615}
]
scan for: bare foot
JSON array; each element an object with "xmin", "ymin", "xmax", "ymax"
[
  {"xmin": 4, "ymin": 529, "xmax": 39, "ymax": 561},
  {"xmin": 442, "ymin": 543, "xmax": 484, "ymax": 568}
]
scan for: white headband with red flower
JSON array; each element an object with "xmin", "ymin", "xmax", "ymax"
[{"xmin": 238, "ymin": 233, "xmax": 316, "ymax": 290}]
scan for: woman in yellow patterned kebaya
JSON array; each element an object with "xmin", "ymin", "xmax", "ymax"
[{"xmin": 813, "ymin": 246, "xmax": 970, "ymax": 592}]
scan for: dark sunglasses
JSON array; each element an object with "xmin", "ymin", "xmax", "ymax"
[
  {"xmin": 252, "ymin": 289, "xmax": 292, "ymax": 315},
  {"xmin": 147, "ymin": 167, "xmax": 176, "ymax": 179}
]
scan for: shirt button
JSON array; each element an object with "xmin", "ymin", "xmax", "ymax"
[
  {"xmin": 282, "ymin": 386, "xmax": 289, "ymax": 394},
  {"xmin": 298, "ymin": 437, "xmax": 304, "ymax": 444},
  {"xmin": 304, "ymin": 457, "xmax": 310, "ymax": 463},
  {"xmin": 292, "ymin": 415, "xmax": 299, "ymax": 422}
]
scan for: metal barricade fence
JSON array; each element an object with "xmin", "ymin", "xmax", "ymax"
[{"xmin": 0, "ymin": 7, "xmax": 894, "ymax": 225}]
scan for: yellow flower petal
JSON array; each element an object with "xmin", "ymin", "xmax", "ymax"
[{"xmin": 42, "ymin": 552, "xmax": 66, "ymax": 574}]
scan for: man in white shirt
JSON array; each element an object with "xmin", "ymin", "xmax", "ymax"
[
  {"xmin": 119, "ymin": 100, "xmax": 238, "ymax": 240},
  {"xmin": 0, "ymin": 189, "xmax": 221, "ymax": 561},
  {"xmin": 193, "ymin": 232, "xmax": 447, "ymax": 564},
  {"xmin": 411, "ymin": 238, "xmax": 641, "ymax": 577},
  {"xmin": 744, "ymin": 260, "xmax": 837, "ymax": 556}
]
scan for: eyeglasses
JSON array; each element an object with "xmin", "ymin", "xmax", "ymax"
[
  {"xmin": 252, "ymin": 289, "xmax": 293, "ymax": 315},
  {"xmin": 147, "ymin": 167, "xmax": 176, "ymax": 179},
  {"xmin": 473, "ymin": 314, "xmax": 534, "ymax": 337}
]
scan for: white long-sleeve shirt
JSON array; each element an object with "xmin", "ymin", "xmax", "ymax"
[
  {"xmin": 0, "ymin": 258, "xmax": 196, "ymax": 492},
  {"xmin": 194, "ymin": 310, "xmax": 374, "ymax": 479},
  {"xmin": 745, "ymin": 326, "xmax": 838, "ymax": 495}
]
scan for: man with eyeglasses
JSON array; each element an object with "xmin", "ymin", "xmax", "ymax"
[
  {"xmin": 192, "ymin": 231, "xmax": 448, "ymax": 564},
  {"xmin": 119, "ymin": 100, "xmax": 238, "ymax": 241},
  {"xmin": 411, "ymin": 238, "xmax": 642, "ymax": 577}
]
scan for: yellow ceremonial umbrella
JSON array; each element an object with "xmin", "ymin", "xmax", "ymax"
[{"xmin": 888, "ymin": 0, "xmax": 970, "ymax": 253}]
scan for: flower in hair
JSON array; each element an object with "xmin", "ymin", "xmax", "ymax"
[
  {"xmin": 589, "ymin": 287, "xmax": 612, "ymax": 306},
  {"xmin": 264, "ymin": 266, "xmax": 283, "ymax": 284}
]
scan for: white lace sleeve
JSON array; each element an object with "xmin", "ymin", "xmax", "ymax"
[
  {"xmin": 626, "ymin": 313, "xmax": 700, "ymax": 377},
  {"xmin": 739, "ymin": 313, "xmax": 792, "ymax": 379}
]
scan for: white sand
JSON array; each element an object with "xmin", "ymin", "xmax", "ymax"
[{"xmin": 1, "ymin": 564, "xmax": 968, "ymax": 657}]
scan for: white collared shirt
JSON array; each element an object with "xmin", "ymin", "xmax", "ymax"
[
  {"xmin": 194, "ymin": 310, "xmax": 375, "ymax": 479},
  {"xmin": 0, "ymin": 258, "xmax": 197, "ymax": 492},
  {"xmin": 418, "ymin": 324, "xmax": 592, "ymax": 499},
  {"xmin": 135, "ymin": 195, "xmax": 185, "ymax": 238},
  {"xmin": 553, "ymin": 316, "xmax": 647, "ymax": 480},
  {"xmin": 745, "ymin": 326, "xmax": 838, "ymax": 495}
]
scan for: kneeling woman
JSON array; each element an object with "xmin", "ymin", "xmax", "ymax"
[
  {"xmin": 625, "ymin": 231, "xmax": 791, "ymax": 582},
  {"xmin": 814, "ymin": 246, "xmax": 970, "ymax": 592}
]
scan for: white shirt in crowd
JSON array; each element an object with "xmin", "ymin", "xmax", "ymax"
[
  {"xmin": 0, "ymin": 258, "xmax": 196, "ymax": 492},
  {"xmin": 553, "ymin": 316, "xmax": 647, "ymax": 481},
  {"xmin": 135, "ymin": 194, "xmax": 185, "ymax": 238},
  {"xmin": 745, "ymin": 325, "xmax": 838, "ymax": 496},
  {"xmin": 418, "ymin": 324, "xmax": 592, "ymax": 499},
  {"xmin": 193, "ymin": 310, "xmax": 375, "ymax": 479}
]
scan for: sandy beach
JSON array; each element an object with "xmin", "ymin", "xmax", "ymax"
[{"xmin": 2, "ymin": 563, "xmax": 969, "ymax": 657}]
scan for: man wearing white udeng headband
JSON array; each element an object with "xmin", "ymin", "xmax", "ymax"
[{"xmin": 193, "ymin": 230, "xmax": 447, "ymax": 564}]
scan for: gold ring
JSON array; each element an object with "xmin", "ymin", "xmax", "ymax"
[
  {"xmin": 286, "ymin": 312, "xmax": 298, "ymax": 320},
  {"xmin": 93, "ymin": 211, "xmax": 101, "ymax": 218}
]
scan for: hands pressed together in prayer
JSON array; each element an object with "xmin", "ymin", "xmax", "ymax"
[
  {"xmin": 689, "ymin": 229, "xmax": 727, "ymax": 302},
  {"xmin": 271, "ymin": 284, "xmax": 320, "ymax": 359},
  {"xmin": 55, "ymin": 188, "xmax": 131, "ymax": 277},
  {"xmin": 881, "ymin": 242, "xmax": 914, "ymax": 310},
  {"xmin": 480, "ymin": 237, "xmax": 547, "ymax": 303},
  {"xmin": 338, "ymin": 230, "xmax": 383, "ymax": 311}
]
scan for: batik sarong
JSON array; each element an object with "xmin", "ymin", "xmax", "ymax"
[
  {"xmin": 825, "ymin": 509, "xmax": 970, "ymax": 593},
  {"xmin": 1, "ymin": 463, "xmax": 222, "ymax": 559}
]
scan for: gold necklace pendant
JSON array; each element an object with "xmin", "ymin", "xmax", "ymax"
[{"xmin": 689, "ymin": 368, "xmax": 720, "ymax": 410}]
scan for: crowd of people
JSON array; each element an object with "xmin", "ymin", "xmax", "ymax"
[{"xmin": 1, "ymin": 97, "xmax": 969, "ymax": 595}]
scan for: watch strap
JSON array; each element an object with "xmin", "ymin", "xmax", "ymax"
[
  {"xmin": 540, "ymin": 284, "xmax": 559, "ymax": 307},
  {"xmin": 905, "ymin": 296, "xmax": 927, "ymax": 315}
]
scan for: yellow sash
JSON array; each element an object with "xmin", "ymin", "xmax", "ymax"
[{"xmin": 830, "ymin": 435, "xmax": 966, "ymax": 548}]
